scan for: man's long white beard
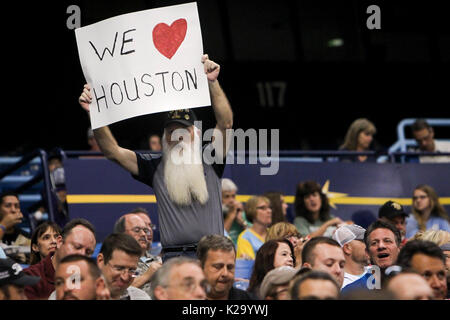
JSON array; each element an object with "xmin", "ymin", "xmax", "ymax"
[{"xmin": 162, "ymin": 130, "xmax": 209, "ymax": 206}]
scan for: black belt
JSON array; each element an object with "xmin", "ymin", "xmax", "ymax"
[{"xmin": 162, "ymin": 244, "xmax": 198, "ymax": 253}]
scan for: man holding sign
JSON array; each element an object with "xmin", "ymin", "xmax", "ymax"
[{"xmin": 79, "ymin": 54, "xmax": 233, "ymax": 262}]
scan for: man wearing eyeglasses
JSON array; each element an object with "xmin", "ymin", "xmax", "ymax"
[
  {"xmin": 97, "ymin": 233, "xmax": 150, "ymax": 300},
  {"xmin": 113, "ymin": 213, "xmax": 162, "ymax": 296},
  {"xmin": 129, "ymin": 207, "xmax": 158, "ymax": 256}
]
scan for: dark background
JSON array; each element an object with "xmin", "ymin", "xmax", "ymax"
[{"xmin": 2, "ymin": 0, "xmax": 449, "ymax": 155}]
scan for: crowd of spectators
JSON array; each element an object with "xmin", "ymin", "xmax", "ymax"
[{"xmin": 1, "ymin": 174, "xmax": 449, "ymax": 300}]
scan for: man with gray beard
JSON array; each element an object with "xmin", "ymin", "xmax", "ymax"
[{"xmin": 79, "ymin": 54, "xmax": 233, "ymax": 262}]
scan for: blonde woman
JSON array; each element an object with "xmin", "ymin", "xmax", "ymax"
[
  {"xmin": 339, "ymin": 118, "xmax": 378, "ymax": 162},
  {"xmin": 406, "ymin": 184, "xmax": 450, "ymax": 239},
  {"xmin": 236, "ymin": 196, "xmax": 272, "ymax": 260},
  {"xmin": 411, "ymin": 229, "xmax": 450, "ymax": 271},
  {"xmin": 412, "ymin": 230, "xmax": 450, "ymax": 246}
]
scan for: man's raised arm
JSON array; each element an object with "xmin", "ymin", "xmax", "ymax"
[
  {"xmin": 202, "ymin": 54, "xmax": 233, "ymax": 158},
  {"xmin": 78, "ymin": 84, "xmax": 139, "ymax": 176}
]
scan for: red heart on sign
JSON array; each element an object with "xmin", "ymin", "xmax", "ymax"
[{"xmin": 152, "ymin": 18, "xmax": 187, "ymax": 59}]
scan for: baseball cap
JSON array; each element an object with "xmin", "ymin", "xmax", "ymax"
[
  {"xmin": 332, "ymin": 224, "xmax": 366, "ymax": 247},
  {"xmin": 0, "ymin": 258, "xmax": 40, "ymax": 287},
  {"xmin": 378, "ymin": 201, "xmax": 408, "ymax": 220},
  {"xmin": 163, "ymin": 109, "xmax": 197, "ymax": 128},
  {"xmin": 259, "ymin": 266, "xmax": 298, "ymax": 298}
]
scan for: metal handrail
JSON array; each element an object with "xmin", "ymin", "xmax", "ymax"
[
  {"xmin": 65, "ymin": 150, "xmax": 380, "ymax": 157},
  {"xmin": 395, "ymin": 118, "xmax": 450, "ymax": 152},
  {"xmin": 63, "ymin": 149, "xmax": 450, "ymax": 159},
  {"xmin": 13, "ymin": 172, "xmax": 44, "ymax": 194},
  {"xmin": 39, "ymin": 150, "xmax": 55, "ymax": 223},
  {"xmin": 0, "ymin": 149, "xmax": 55, "ymax": 224},
  {"xmin": 0, "ymin": 149, "xmax": 41, "ymax": 180},
  {"xmin": 388, "ymin": 151, "xmax": 450, "ymax": 163},
  {"xmin": 64, "ymin": 151, "xmax": 106, "ymax": 157}
]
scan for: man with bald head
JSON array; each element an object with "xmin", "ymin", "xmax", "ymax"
[
  {"xmin": 113, "ymin": 213, "xmax": 162, "ymax": 296},
  {"xmin": 150, "ymin": 257, "xmax": 208, "ymax": 300},
  {"xmin": 128, "ymin": 207, "xmax": 158, "ymax": 257},
  {"xmin": 114, "ymin": 213, "xmax": 149, "ymax": 250},
  {"xmin": 386, "ymin": 272, "xmax": 433, "ymax": 300}
]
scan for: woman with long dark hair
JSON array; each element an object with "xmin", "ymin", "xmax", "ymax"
[
  {"xmin": 294, "ymin": 181, "xmax": 343, "ymax": 238},
  {"xmin": 247, "ymin": 239, "xmax": 295, "ymax": 298},
  {"xmin": 29, "ymin": 221, "xmax": 61, "ymax": 265}
]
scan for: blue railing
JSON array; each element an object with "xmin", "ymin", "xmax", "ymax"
[
  {"xmin": 394, "ymin": 118, "xmax": 450, "ymax": 152},
  {"xmin": 63, "ymin": 149, "xmax": 450, "ymax": 163},
  {"xmin": 373, "ymin": 118, "xmax": 450, "ymax": 163},
  {"xmin": 0, "ymin": 149, "xmax": 55, "ymax": 230}
]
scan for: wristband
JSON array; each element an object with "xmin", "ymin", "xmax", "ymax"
[{"xmin": 0, "ymin": 224, "xmax": 6, "ymax": 233}]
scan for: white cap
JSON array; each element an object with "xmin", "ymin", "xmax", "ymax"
[{"xmin": 332, "ymin": 224, "xmax": 366, "ymax": 247}]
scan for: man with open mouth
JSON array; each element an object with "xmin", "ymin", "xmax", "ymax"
[{"xmin": 341, "ymin": 220, "xmax": 401, "ymax": 294}]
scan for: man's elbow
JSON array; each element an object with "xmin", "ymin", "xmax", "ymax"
[
  {"xmin": 101, "ymin": 148, "xmax": 118, "ymax": 162},
  {"xmin": 221, "ymin": 118, "xmax": 233, "ymax": 130},
  {"xmin": 225, "ymin": 120, "xmax": 233, "ymax": 130}
]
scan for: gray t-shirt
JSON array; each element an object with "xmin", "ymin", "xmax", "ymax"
[
  {"xmin": 132, "ymin": 144, "xmax": 225, "ymax": 247},
  {"xmin": 294, "ymin": 215, "xmax": 336, "ymax": 238}
]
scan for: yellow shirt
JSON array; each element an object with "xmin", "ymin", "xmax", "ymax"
[{"xmin": 236, "ymin": 228, "xmax": 265, "ymax": 260}]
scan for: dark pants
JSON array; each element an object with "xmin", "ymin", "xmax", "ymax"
[{"xmin": 161, "ymin": 244, "xmax": 198, "ymax": 263}]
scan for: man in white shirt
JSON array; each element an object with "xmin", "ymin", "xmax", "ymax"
[
  {"xmin": 332, "ymin": 224, "xmax": 370, "ymax": 288},
  {"xmin": 411, "ymin": 119, "xmax": 450, "ymax": 163}
]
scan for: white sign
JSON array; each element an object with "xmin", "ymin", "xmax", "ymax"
[{"xmin": 75, "ymin": 2, "xmax": 211, "ymax": 129}]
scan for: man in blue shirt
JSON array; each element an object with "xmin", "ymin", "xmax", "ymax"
[{"xmin": 341, "ymin": 220, "xmax": 401, "ymax": 294}]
